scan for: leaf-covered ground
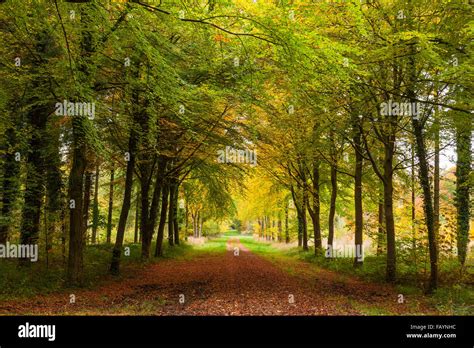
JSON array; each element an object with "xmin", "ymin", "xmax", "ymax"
[{"xmin": 0, "ymin": 237, "xmax": 439, "ymax": 315}]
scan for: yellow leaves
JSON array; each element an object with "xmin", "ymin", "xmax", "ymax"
[{"xmin": 214, "ymin": 34, "xmax": 231, "ymax": 43}]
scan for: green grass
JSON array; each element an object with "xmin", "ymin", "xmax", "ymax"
[
  {"xmin": 223, "ymin": 230, "xmax": 240, "ymax": 237},
  {"xmin": 348, "ymin": 299, "xmax": 394, "ymax": 315},
  {"xmin": 193, "ymin": 236, "xmax": 228, "ymax": 253},
  {"xmin": 430, "ymin": 285, "xmax": 474, "ymax": 315},
  {"xmin": 238, "ymin": 235, "xmax": 280, "ymax": 254}
]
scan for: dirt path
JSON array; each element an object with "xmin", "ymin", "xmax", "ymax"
[{"xmin": 0, "ymin": 237, "xmax": 437, "ymax": 315}]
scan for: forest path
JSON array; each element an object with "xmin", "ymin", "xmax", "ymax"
[{"xmin": 0, "ymin": 236, "xmax": 437, "ymax": 315}]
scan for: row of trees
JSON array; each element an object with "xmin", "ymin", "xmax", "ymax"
[
  {"xmin": 0, "ymin": 0, "xmax": 256, "ymax": 285},
  {"xmin": 0, "ymin": 1, "xmax": 471, "ymax": 294},
  {"xmin": 235, "ymin": 0, "xmax": 472, "ymax": 293}
]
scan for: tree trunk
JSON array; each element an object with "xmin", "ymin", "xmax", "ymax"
[
  {"xmin": 185, "ymin": 199, "xmax": 189, "ymax": 238},
  {"xmin": 82, "ymin": 170, "xmax": 92, "ymax": 244},
  {"xmin": 313, "ymin": 160, "xmax": 322, "ymax": 253},
  {"xmin": 139, "ymin": 168, "xmax": 151, "ymax": 254},
  {"xmin": 155, "ymin": 182, "xmax": 169, "ymax": 257},
  {"xmin": 406, "ymin": 13, "xmax": 437, "ymax": 291},
  {"xmin": 277, "ymin": 217, "xmax": 282, "ymax": 242},
  {"xmin": 67, "ymin": 117, "xmax": 87, "ymax": 283},
  {"xmin": 134, "ymin": 188, "xmax": 140, "ymax": 244},
  {"xmin": 110, "ymin": 121, "xmax": 138, "ymax": 275},
  {"xmin": 0, "ymin": 127, "xmax": 20, "ymax": 244},
  {"xmin": 266, "ymin": 216, "xmax": 270, "ymax": 240},
  {"xmin": 301, "ymin": 162, "xmax": 309, "ymax": 251},
  {"xmin": 199, "ymin": 216, "xmax": 204, "ymax": 237},
  {"xmin": 377, "ymin": 189, "xmax": 385, "ymax": 256},
  {"xmin": 106, "ymin": 165, "xmax": 114, "ymax": 244},
  {"xmin": 19, "ymin": 106, "xmax": 48, "ymax": 265},
  {"xmin": 328, "ymin": 163, "xmax": 337, "ymax": 247},
  {"xmin": 44, "ymin": 199, "xmax": 49, "ymax": 268},
  {"xmin": 197, "ymin": 212, "xmax": 201, "ymax": 237},
  {"xmin": 192, "ymin": 213, "xmax": 197, "ymax": 238},
  {"xmin": 291, "ymin": 185, "xmax": 303, "ymax": 247},
  {"xmin": 434, "ymin": 115, "xmax": 440, "ymax": 244},
  {"xmin": 173, "ymin": 181, "xmax": 180, "ymax": 245},
  {"xmin": 297, "ymin": 210, "xmax": 303, "ymax": 247},
  {"xmin": 383, "ymin": 140, "xmax": 396, "ymax": 282},
  {"xmin": 143, "ymin": 158, "xmax": 166, "ymax": 257},
  {"xmin": 195, "ymin": 211, "xmax": 200, "ymax": 238},
  {"xmin": 168, "ymin": 180, "xmax": 175, "ymax": 246},
  {"xmin": 91, "ymin": 163, "xmax": 100, "ymax": 244},
  {"xmin": 412, "ymin": 118, "xmax": 438, "ymax": 292},
  {"xmin": 302, "ymin": 186, "xmax": 308, "ymax": 251},
  {"xmin": 353, "ymin": 114, "xmax": 364, "ymax": 266},
  {"xmin": 455, "ymin": 112, "xmax": 472, "ymax": 265},
  {"xmin": 67, "ymin": 1, "xmax": 94, "ymax": 284},
  {"xmin": 61, "ymin": 206, "xmax": 67, "ymax": 265},
  {"xmin": 45, "ymin": 124, "xmax": 62, "ymax": 252}
]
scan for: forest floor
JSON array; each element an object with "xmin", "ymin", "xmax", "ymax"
[{"xmin": 0, "ymin": 234, "xmax": 442, "ymax": 315}]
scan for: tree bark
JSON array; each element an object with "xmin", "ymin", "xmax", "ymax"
[
  {"xmin": 173, "ymin": 181, "xmax": 180, "ymax": 245},
  {"xmin": 91, "ymin": 163, "xmax": 100, "ymax": 244},
  {"xmin": 139, "ymin": 166, "xmax": 151, "ymax": 254},
  {"xmin": 407, "ymin": 5, "xmax": 437, "ymax": 291},
  {"xmin": 155, "ymin": 182, "xmax": 169, "ymax": 257},
  {"xmin": 143, "ymin": 157, "xmax": 167, "ymax": 257},
  {"xmin": 328, "ymin": 163, "xmax": 337, "ymax": 247},
  {"xmin": 0, "ymin": 127, "xmax": 20, "ymax": 244},
  {"xmin": 106, "ymin": 166, "xmax": 114, "ymax": 244},
  {"xmin": 313, "ymin": 159, "xmax": 322, "ymax": 253},
  {"xmin": 45, "ymin": 124, "xmax": 63, "ymax": 252},
  {"xmin": 199, "ymin": 215, "xmax": 204, "ymax": 236},
  {"xmin": 134, "ymin": 188, "xmax": 140, "ymax": 244},
  {"xmin": 192, "ymin": 213, "xmax": 197, "ymax": 237},
  {"xmin": 434, "ymin": 115, "xmax": 440, "ymax": 243},
  {"xmin": 185, "ymin": 199, "xmax": 189, "ymax": 238},
  {"xmin": 353, "ymin": 114, "xmax": 364, "ymax": 267},
  {"xmin": 110, "ymin": 121, "xmax": 138, "ymax": 275},
  {"xmin": 455, "ymin": 113, "xmax": 471, "ymax": 265},
  {"xmin": 412, "ymin": 118, "xmax": 438, "ymax": 292},
  {"xmin": 383, "ymin": 140, "xmax": 396, "ymax": 283},
  {"xmin": 300, "ymin": 161, "xmax": 309, "ymax": 251},
  {"xmin": 302, "ymin": 186, "xmax": 308, "ymax": 251},
  {"xmin": 67, "ymin": 117, "xmax": 87, "ymax": 283},
  {"xmin": 82, "ymin": 169, "xmax": 92, "ymax": 244},
  {"xmin": 168, "ymin": 180, "xmax": 175, "ymax": 246},
  {"xmin": 67, "ymin": 2, "xmax": 93, "ymax": 284},
  {"xmin": 291, "ymin": 185, "xmax": 304, "ymax": 248},
  {"xmin": 20, "ymin": 107, "xmax": 48, "ymax": 263},
  {"xmin": 277, "ymin": 217, "xmax": 282, "ymax": 242},
  {"xmin": 377, "ymin": 188, "xmax": 385, "ymax": 256},
  {"xmin": 61, "ymin": 205, "xmax": 67, "ymax": 265}
]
